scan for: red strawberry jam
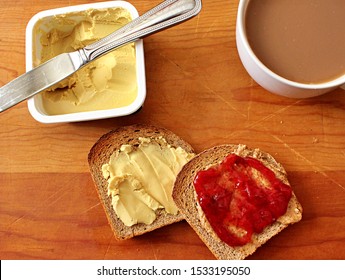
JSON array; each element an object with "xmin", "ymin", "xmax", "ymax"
[{"xmin": 193, "ymin": 154, "xmax": 292, "ymax": 246}]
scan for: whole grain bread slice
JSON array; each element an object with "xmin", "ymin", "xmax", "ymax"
[
  {"xmin": 88, "ymin": 124, "xmax": 195, "ymax": 240},
  {"xmin": 172, "ymin": 144, "xmax": 303, "ymax": 260}
]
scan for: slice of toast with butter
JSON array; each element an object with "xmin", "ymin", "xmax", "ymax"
[
  {"xmin": 172, "ymin": 144, "xmax": 303, "ymax": 260},
  {"xmin": 88, "ymin": 124, "xmax": 195, "ymax": 240}
]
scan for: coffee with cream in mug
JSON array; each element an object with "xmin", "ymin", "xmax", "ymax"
[{"xmin": 245, "ymin": 0, "xmax": 345, "ymax": 84}]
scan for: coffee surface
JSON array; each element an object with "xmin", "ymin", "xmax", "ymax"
[{"xmin": 245, "ymin": 0, "xmax": 345, "ymax": 84}]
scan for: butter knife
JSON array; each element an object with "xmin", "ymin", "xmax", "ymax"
[{"xmin": 0, "ymin": 0, "xmax": 202, "ymax": 112}]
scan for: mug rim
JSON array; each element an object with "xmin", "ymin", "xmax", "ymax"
[{"xmin": 237, "ymin": 0, "xmax": 345, "ymax": 90}]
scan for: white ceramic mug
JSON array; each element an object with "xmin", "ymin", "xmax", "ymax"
[{"xmin": 235, "ymin": 0, "xmax": 345, "ymax": 98}]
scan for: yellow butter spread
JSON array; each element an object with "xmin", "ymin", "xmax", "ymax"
[
  {"xmin": 33, "ymin": 8, "xmax": 137, "ymax": 115},
  {"xmin": 102, "ymin": 137, "xmax": 195, "ymax": 226}
]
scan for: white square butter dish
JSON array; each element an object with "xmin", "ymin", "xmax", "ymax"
[{"xmin": 26, "ymin": 1, "xmax": 146, "ymax": 123}]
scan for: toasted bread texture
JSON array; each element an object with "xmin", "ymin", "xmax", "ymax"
[
  {"xmin": 88, "ymin": 124, "xmax": 195, "ymax": 240},
  {"xmin": 172, "ymin": 144, "xmax": 303, "ymax": 260}
]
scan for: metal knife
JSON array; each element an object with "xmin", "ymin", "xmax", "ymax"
[{"xmin": 0, "ymin": 0, "xmax": 202, "ymax": 112}]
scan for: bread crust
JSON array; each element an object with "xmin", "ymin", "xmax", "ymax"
[
  {"xmin": 172, "ymin": 144, "xmax": 303, "ymax": 260},
  {"xmin": 88, "ymin": 124, "xmax": 195, "ymax": 240}
]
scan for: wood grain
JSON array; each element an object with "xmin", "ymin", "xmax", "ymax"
[{"xmin": 1, "ymin": 0, "xmax": 345, "ymax": 260}]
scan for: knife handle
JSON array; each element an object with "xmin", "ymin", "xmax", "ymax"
[{"xmin": 79, "ymin": 0, "xmax": 202, "ymax": 63}]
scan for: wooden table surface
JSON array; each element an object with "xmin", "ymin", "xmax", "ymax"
[{"xmin": 1, "ymin": 0, "xmax": 345, "ymax": 260}]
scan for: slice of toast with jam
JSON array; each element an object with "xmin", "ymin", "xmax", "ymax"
[{"xmin": 172, "ymin": 144, "xmax": 302, "ymax": 260}]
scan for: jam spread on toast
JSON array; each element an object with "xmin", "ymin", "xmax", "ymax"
[{"xmin": 193, "ymin": 154, "xmax": 292, "ymax": 246}]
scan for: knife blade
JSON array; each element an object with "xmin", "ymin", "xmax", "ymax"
[
  {"xmin": 0, "ymin": 0, "xmax": 202, "ymax": 113},
  {"xmin": 0, "ymin": 52, "xmax": 83, "ymax": 112}
]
